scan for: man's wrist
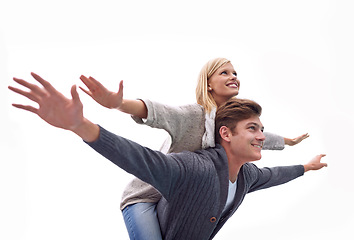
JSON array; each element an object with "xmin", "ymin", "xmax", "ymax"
[
  {"xmin": 72, "ymin": 118, "xmax": 100, "ymax": 142},
  {"xmin": 303, "ymin": 164, "xmax": 311, "ymax": 172}
]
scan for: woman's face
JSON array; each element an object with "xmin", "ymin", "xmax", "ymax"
[{"xmin": 208, "ymin": 62, "xmax": 240, "ymax": 105}]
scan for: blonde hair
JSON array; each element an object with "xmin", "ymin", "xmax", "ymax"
[{"xmin": 195, "ymin": 58, "xmax": 231, "ymax": 113}]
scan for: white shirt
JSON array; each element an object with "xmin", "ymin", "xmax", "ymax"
[{"xmin": 222, "ymin": 180, "xmax": 237, "ymax": 214}]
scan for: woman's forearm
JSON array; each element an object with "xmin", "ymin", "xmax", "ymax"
[{"xmin": 118, "ymin": 99, "xmax": 148, "ymax": 119}]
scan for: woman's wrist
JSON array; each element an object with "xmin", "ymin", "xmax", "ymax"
[
  {"xmin": 117, "ymin": 99, "xmax": 148, "ymax": 119},
  {"xmin": 284, "ymin": 137, "xmax": 291, "ymax": 145}
]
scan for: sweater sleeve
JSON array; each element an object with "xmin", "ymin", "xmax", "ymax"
[
  {"xmin": 131, "ymin": 99, "xmax": 204, "ymax": 146},
  {"xmin": 247, "ymin": 164, "xmax": 305, "ymax": 193},
  {"xmin": 262, "ymin": 132, "xmax": 285, "ymax": 150},
  {"xmin": 85, "ymin": 125, "xmax": 185, "ymax": 200}
]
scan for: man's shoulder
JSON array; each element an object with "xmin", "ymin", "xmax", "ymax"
[
  {"xmin": 240, "ymin": 163, "xmax": 261, "ymax": 181},
  {"xmin": 169, "ymin": 145, "xmax": 227, "ymax": 166},
  {"xmin": 194, "ymin": 144, "xmax": 227, "ymax": 158}
]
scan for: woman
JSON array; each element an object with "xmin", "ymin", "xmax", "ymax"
[{"xmin": 80, "ymin": 58, "xmax": 308, "ymax": 239}]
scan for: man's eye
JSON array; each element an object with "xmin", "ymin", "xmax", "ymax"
[{"xmin": 249, "ymin": 126, "xmax": 256, "ymax": 130}]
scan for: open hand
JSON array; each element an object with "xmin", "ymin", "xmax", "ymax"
[
  {"xmin": 79, "ymin": 76, "xmax": 123, "ymax": 109},
  {"xmin": 284, "ymin": 133, "xmax": 310, "ymax": 146},
  {"xmin": 304, "ymin": 154, "xmax": 327, "ymax": 172},
  {"xmin": 9, "ymin": 72, "xmax": 85, "ymax": 131}
]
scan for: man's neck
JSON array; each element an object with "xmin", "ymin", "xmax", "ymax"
[
  {"xmin": 220, "ymin": 139, "xmax": 247, "ymax": 183},
  {"xmin": 227, "ymin": 159, "xmax": 243, "ymax": 183}
]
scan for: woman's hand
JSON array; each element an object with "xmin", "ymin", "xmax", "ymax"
[
  {"xmin": 79, "ymin": 75, "xmax": 148, "ymax": 118},
  {"xmin": 284, "ymin": 133, "xmax": 310, "ymax": 146},
  {"xmin": 79, "ymin": 75, "xmax": 123, "ymax": 109}
]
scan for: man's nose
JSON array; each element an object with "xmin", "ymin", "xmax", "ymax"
[{"xmin": 257, "ymin": 131, "xmax": 266, "ymax": 142}]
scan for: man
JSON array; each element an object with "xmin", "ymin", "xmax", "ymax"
[{"xmin": 9, "ymin": 73, "xmax": 327, "ymax": 239}]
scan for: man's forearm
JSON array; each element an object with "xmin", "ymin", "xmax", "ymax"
[{"xmin": 72, "ymin": 118, "xmax": 100, "ymax": 142}]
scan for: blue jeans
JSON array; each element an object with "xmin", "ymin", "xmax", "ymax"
[{"xmin": 122, "ymin": 202, "xmax": 162, "ymax": 240}]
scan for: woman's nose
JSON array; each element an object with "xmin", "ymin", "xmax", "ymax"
[{"xmin": 230, "ymin": 74, "xmax": 237, "ymax": 80}]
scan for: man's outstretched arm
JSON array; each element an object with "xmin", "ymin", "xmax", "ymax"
[
  {"xmin": 249, "ymin": 154, "xmax": 327, "ymax": 193},
  {"xmin": 9, "ymin": 72, "xmax": 182, "ymax": 198}
]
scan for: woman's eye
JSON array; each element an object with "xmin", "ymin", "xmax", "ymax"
[{"xmin": 221, "ymin": 71, "xmax": 227, "ymax": 75}]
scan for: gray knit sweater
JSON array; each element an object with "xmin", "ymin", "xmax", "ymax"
[
  {"xmin": 120, "ymin": 100, "xmax": 285, "ymax": 209},
  {"xmin": 86, "ymin": 126, "xmax": 304, "ymax": 239}
]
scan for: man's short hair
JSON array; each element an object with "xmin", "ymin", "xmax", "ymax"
[{"xmin": 215, "ymin": 98, "xmax": 262, "ymax": 144}]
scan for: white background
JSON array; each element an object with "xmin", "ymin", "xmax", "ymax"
[{"xmin": 1, "ymin": 0, "xmax": 353, "ymax": 239}]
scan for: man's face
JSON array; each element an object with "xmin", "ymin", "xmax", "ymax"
[{"xmin": 228, "ymin": 116, "xmax": 265, "ymax": 162}]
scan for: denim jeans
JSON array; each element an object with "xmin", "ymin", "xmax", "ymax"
[{"xmin": 122, "ymin": 202, "xmax": 162, "ymax": 240}]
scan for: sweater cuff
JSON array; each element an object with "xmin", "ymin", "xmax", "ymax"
[
  {"xmin": 84, "ymin": 125, "xmax": 110, "ymax": 148},
  {"xmin": 297, "ymin": 164, "xmax": 306, "ymax": 176},
  {"xmin": 131, "ymin": 99, "xmax": 153, "ymax": 125}
]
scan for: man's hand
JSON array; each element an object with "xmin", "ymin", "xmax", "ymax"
[
  {"xmin": 304, "ymin": 154, "xmax": 327, "ymax": 172},
  {"xmin": 9, "ymin": 72, "xmax": 99, "ymax": 142},
  {"xmin": 79, "ymin": 75, "xmax": 123, "ymax": 109},
  {"xmin": 284, "ymin": 133, "xmax": 310, "ymax": 146}
]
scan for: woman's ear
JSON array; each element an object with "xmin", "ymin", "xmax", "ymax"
[
  {"xmin": 219, "ymin": 126, "xmax": 231, "ymax": 142},
  {"xmin": 207, "ymin": 84, "xmax": 212, "ymax": 91}
]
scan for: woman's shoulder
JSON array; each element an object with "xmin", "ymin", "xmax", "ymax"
[
  {"xmin": 143, "ymin": 99, "xmax": 203, "ymax": 111},
  {"xmin": 149, "ymin": 100, "xmax": 205, "ymax": 117},
  {"xmin": 179, "ymin": 102, "xmax": 204, "ymax": 112}
]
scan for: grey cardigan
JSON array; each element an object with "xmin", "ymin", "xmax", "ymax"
[
  {"xmin": 120, "ymin": 100, "xmax": 285, "ymax": 209},
  {"xmin": 87, "ymin": 126, "xmax": 304, "ymax": 240}
]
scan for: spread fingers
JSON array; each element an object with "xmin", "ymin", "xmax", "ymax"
[
  {"xmin": 12, "ymin": 103, "xmax": 38, "ymax": 114},
  {"xmin": 8, "ymin": 85, "xmax": 41, "ymax": 103}
]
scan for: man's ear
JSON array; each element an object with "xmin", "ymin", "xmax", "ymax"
[{"xmin": 219, "ymin": 126, "xmax": 232, "ymax": 142}]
